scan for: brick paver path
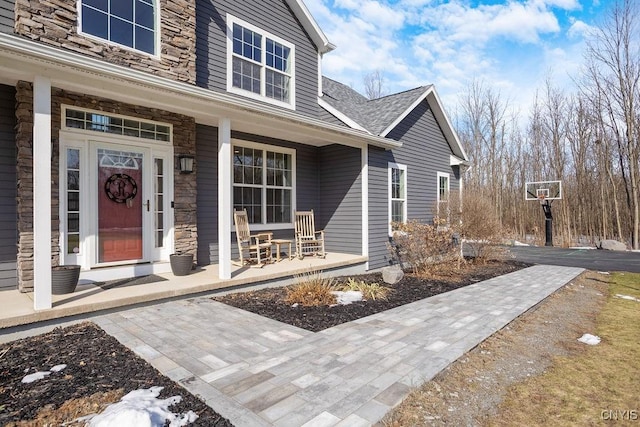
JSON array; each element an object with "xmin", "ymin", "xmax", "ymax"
[{"xmin": 93, "ymin": 265, "xmax": 583, "ymax": 426}]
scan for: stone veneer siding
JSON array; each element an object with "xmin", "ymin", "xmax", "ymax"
[
  {"xmin": 15, "ymin": 0, "xmax": 196, "ymax": 84},
  {"xmin": 15, "ymin": 81, "xmax": 197, "ymax": 291}
]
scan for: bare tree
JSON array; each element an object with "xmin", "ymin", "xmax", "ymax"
[
  {"xmin": 583, "ymin": 0, "xmax": 640, "ymax": 248},
  {"xmin": 363, "ymin": 70, "xmax": 387, "ymax": 99}
]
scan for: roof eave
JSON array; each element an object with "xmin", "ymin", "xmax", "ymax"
[
  {"xmin": 285, "ymin": 0, "xmax": 336, "ymax": 54},
  {"xmin": 380, "ymin": 86, "xmax": 469, "ymax": 162}
]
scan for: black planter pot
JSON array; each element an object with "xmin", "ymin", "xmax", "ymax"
[
  {"xmin": 170, "ymin": 254, "xmax": 193, "ymax": 276},
  {"xmin": 51, "ymin": 265, "xmax": 81, "ymax": 294}
]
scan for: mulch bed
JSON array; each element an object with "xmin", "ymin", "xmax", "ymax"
[
  {"xmin": 0, "ymin": 323, "xmax": 232, "ymax": 426},
  {"xmin": 214, "ymin": 260, "xmax": 531, "ymax": 332}
]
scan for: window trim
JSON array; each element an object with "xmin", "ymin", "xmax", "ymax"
[
  {"xmin": 62, "ymin": 106, "xmax": 173, "ymax": 146},
  {"xmin": 77, "ymin": 0, "xmax": 161, "ymax": 59},
  {"xmin": 232, "ymin": 139, "xmax": 296, "ymax": 231},
  {"xmin": 226, "ymin": 14, "xmax": 296, "ymax": 110},
  {"xmin": 437, "ymin": 172, "xmax": 450, "ymax": 205},
  {"xmin": 388, "ymin": 162, "xmax": 407, "ymax": 236}
]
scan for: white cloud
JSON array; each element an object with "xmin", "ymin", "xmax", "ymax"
[
  {"xmin": 567, "ymin": 19, "xmax": 595, "ymax": 38},
  {"xmin": 309, "ymin": 0, "xmax": 594, "ymax": 115}
]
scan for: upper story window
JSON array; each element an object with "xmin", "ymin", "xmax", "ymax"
[
  {"xmin": 227, "ymin": 15, "xmax": 296, "ymax": 109},
  {"xmin": 79, "ymin": 0, "xmax": 158, "ymax": 56}
]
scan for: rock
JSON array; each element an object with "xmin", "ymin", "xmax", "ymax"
[
  {"xmin": 598, "ymin": 239, "xmax": 627, "ymax": 251},
  {"xmin": 382, "ymin": 265, "xmax": 404, "ymax": 284}
]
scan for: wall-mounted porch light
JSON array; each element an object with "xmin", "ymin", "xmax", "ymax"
[{"xmin": 178, "ymin": 155, "xmax": 194, "ymax": 174}]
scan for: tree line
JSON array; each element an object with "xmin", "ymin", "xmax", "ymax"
[{"xmin": 455, "ymin": 0, "xmax": 640, "ymax": 249}]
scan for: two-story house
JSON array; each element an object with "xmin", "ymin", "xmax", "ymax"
[{"xmin": 0, "ymin": 0, "xmax": 467, "ymax": 310}]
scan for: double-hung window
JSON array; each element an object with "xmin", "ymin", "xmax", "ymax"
[
  {"xmin": 227, "ymin": 15, "xmax": 295, "ymax": 108},
  {"xmin": 79, "ymin": 0, "xmax": 158, "ymax": 55},
  {"xmin": 389, "ymin": 163, "xmax": 407, "ymax": 233},
  {"xmin": 233, "ymin": 142, "xmax": 295, "ymax": 226}
]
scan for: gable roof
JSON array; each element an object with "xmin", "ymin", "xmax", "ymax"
[
  {"xmin": 285, "ymin": 0, "xmax": 336, "ymax": 54},
  {"xmin": 320, "ymin": 77, "xmax": 468, "ymax": 161}
]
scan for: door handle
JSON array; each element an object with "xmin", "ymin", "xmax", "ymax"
[{"xmin": 145, "ymin": 200, "xmax": 150, "ymax": 212}]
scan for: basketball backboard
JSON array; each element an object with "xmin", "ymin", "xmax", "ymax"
[{"xmin": 525, "ymin": 180, "xmax": 562, "ymax": 201}]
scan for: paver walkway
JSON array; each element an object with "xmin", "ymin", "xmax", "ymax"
[{"xmin": 93, "ymin": 265, "xmax": 584, "ymax": 426}]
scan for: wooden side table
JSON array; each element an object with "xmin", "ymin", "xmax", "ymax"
[{"xmin": 271, "ymin": 239, "xmax": 293, "ymax": 262}]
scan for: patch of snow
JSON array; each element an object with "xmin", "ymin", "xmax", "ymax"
[
  {"xmin": 21, "ymin": 364, "xmax": 67, "ymax": 384},
  {"xmin": 616, "ymin": 294, "xmax": 640, "ymax": 303},
  {"xmin": 21, "ymin": 371, "xmax": 51, "ymax": 384},
  {"xmin": 597, "ymin": 271, "xmax": 610, "ymax": 275},
  {"xmin": 331, "ymin": 290, "xmax": 363, "ymax": 305},
  {"xmin": 569, "ymin": 246, "xmax": 596, "ymax": 250},
  {"xmin": 512, "ymin": 240, "xmax": 529, "ymax": 246},
  {"xmin": 291, "ymin": 303, "xmax": 299, "ymax": 308},
  {"xmin": 81, "ymin": 386, "xmax": 198, "ymax": 427},
  {"xmin": 577, "ymin": 334, "xmax": 601, "ymax": 345}
]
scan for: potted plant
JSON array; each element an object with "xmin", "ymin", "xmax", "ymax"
[
  {"xmin": 170, "ymin": 252, "xmax": 194, "ymax": 276},
  {"xmin": 51, "ymin": 264, "xmax": 81, "ymax": 294}
]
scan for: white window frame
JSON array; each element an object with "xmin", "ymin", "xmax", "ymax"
[
  {"xmin": 388, "ymin": 162, "xmax": 407, "ymax": 236},
  {"xmin": 226, "ymin": 14, "xmax": 296, "ymax": 110},
  {"xmin": 77, "ymin": 0, "xmax": 161, "ymax": 59},
  {"xmin": 232, "ymin": 139, "xmax": 296, "ymax": 231},
  {"xmin": 437, "ymin": 171, "xmax": 450, "ymax": 214}
]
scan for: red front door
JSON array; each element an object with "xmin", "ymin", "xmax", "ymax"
[{"xmin": 97, "ymin": 148, "xmax": 144, "ymax": 263}]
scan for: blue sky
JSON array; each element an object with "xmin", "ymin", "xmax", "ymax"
[{"xmin": 306, "ymin": 0, "xmax": 608, "ymax": 115}]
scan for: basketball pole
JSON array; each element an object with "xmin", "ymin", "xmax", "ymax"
[{"xmin": 541, "ymin": 199, "xmax": 553, "ymax": 246}]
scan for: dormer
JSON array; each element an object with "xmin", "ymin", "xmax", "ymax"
[{"xmin": 195, "ymin": 0, "xmax": 334, "ymax": 116}]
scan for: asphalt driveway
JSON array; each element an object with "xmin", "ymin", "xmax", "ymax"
[{"xmin": 506, "ymin": 245, "xmax": 640, "ymax": 273}]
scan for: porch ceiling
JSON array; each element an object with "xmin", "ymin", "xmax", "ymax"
[{"xmin": 0, "ymin": 34, "xmax": 400, "ymax": 150}]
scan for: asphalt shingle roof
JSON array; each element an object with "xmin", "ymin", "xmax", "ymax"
[{"xmin": 321, "ymin": 76, "xmax": 431, "ymax": 135}]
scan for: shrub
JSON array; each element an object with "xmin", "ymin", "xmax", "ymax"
[
  {"xmin": 285, "ymin": 270, "xmax": 336, "ymax": 306},
  {"xmin": 338, "ymin": 278, "xmax": 391, "ymax": 301},
  {"xmin": 446, "ymin": 191, "xmax": 509, "ymax": 263},
  {"xmin": 389, "ymin": 219, "xmax": 458, "ymax": 276}
]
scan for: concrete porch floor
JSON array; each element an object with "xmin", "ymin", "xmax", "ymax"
[{"xmin": 0, "ymin": 253, "xmax": 367, "ymax": 330}]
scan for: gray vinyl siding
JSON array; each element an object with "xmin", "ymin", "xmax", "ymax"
[
  {"xmin": 318, "ymin": 144, "xmax": 362, "ymax": 255},
  {"xmin": 368, "ymin": 145, "xmax": 392, "ymax": 269},
  {"xmin": 0, "ymin": 84, "xmax": 16, "ymax": 289},
  {"xmin": 0, "ymin": 0, "xmax": 13, "ymax": 34},
  {"xmin": 196, "ymin": 124, "xmax": 219, "ymax": 265},
  {"xmin": 195, "ymin": 0, "xmax": 320, "ymax": 117},
  {"xmin": 368, "ymin": 100, "xmax": 459, "ymax": 270}
]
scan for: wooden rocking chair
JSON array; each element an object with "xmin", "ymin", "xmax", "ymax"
[
  {"xmin": 233, "ymin": 209, "xmax": 273, "ymax": 267},
  {"xmin": 294, "ymin": 210, "xmax": 325, "ymax": 259}
]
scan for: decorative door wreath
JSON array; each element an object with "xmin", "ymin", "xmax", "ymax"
[{"xmin": 104, "ymin": 173, "xmax": 138, "ymax": 204}]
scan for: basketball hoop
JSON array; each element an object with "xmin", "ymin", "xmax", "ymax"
[{"xmin": 537, "ymin": 194, "xmax": 546, "ymax": 205}]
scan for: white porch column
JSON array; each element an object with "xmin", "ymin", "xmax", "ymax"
[
  {"xmin": 33, "ymin": 76, "xmax": 52, "ymax": 310},
  {"xmin": 218, "ymin": 118, "xmax": 232, "ymax": 279},
  {"xmin": 361, "ymin": 144, "xmax": 369, "ymax": 270}
]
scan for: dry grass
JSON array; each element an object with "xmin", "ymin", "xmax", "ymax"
[
  {"xmin": 6, "ymin": 390, "xmax": 124, "ymax": 427},
  {"xmin": 337, "ymin": 278, "xmax": 391, "ymax": 301},
  {"xmin": 285, "ymin": 270, "xmax": 336, "ymax": 306},
  {"xmin": 486, "ymin": 272, "xmax": 640, "ymax": 426}
]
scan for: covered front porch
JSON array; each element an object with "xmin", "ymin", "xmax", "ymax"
[{"xmin": 0, "ymin": 253, "xmax": 366, "ymax": 330}]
